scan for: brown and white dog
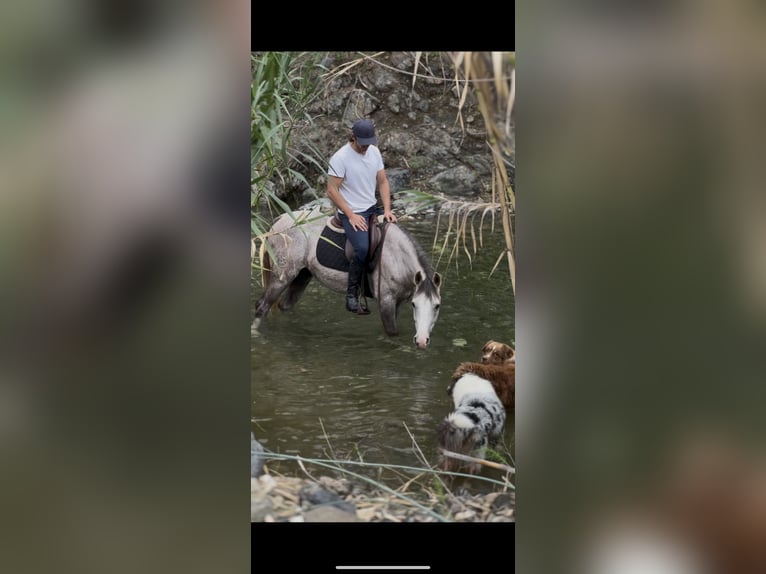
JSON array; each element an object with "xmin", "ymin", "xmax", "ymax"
[
  {"xmin": 437, "ymin": 373, "xmax": 506, "ymax": 474},
  {"xmin": 448, "ymin": 361, "xmax": 515, "ymax": 410},
  {"xmin": 481, "ymin": 340, "xmax": 515, "ymax": 365}
]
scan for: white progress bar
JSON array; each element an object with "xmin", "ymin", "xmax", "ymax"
[{"xmin": 336, "ymin": 567, "xmax": 430, "ymax": 571}]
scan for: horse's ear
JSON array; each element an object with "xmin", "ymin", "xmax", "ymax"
[
  {"xmin": 414, "ymin": 270, "xmax": 423, "ymax": 285},
  {"xmin": 433, "ymin": 272, "xmax": 442, "ymax": 289}
]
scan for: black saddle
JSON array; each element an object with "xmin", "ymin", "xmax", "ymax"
[{"xmin": 316, "ymin": 214, "xmax": 390, "ymax": 281}]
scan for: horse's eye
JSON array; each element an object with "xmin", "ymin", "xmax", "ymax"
[
  {"xmin": 435, "ymin": 304, "xmax": 440, "ymax": 310},
  {"xmin": 411, "ymin": 302, "xmax": 416, "ymax": 308}
]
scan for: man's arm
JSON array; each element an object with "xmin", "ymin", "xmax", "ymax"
[{"xmin": 377, "ymin": 169, "xmax": 397, "ymax": 223}]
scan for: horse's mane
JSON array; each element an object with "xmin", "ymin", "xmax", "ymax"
[{"xmin": 395, "ymin": 223, "xmax": 436, "ymax": 278}]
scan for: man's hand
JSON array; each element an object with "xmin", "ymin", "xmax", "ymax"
[
  {"xmin": 383, "ymin": 209, "xmax": 398, "ymax": 224},
  {"xmin": 348, "ymin": 212, "xmax": 368, "ymax": 231}
]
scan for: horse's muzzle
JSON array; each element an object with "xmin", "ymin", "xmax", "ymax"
[{"xmin": 414, "ymin": 336, "xmax": 430, "ymax": 349}]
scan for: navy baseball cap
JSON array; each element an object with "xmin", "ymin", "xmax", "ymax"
[{"xmin": 352, "ymin": 119, "xmax": 377, "ymax": 145}]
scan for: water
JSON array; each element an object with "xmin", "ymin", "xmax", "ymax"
[{"xmin": 251, "ymin": 214, "xmax": 515, "ymax": 489}]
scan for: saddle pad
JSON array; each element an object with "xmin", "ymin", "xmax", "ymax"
[
  {"xmin": 315, "ymin": 222, "xmax": 374, "ymax": 298},
  {"xmin": 316, "ymin": 225, "xmax": 350, "ymax": 273}
]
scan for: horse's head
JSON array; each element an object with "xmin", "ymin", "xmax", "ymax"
[{"xmin": 412, "ymin": 270, "xmax": 442, "ymax": 349}]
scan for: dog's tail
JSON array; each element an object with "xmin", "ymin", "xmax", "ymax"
[{"xmin": 436, "ymin": 414, "xmax": 484, "ymax": 474}]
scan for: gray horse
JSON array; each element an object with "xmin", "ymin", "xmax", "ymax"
[{"xmin": 252, "ymin": 209, "xmax": 442, "ymax": 349}]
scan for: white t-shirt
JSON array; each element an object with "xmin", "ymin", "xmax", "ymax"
[{"xmin": 327, "ymin": 143, "xmax": 384, "ymax": 213}]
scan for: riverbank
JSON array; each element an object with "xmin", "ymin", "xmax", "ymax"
[{"xmin": 251, "ymin": 468, "xmax": 515, "ymax": 523}]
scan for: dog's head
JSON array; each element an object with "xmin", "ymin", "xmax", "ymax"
[{"xmin": 481, "ymin": 340, "xmax": 515, "ymax": 364}]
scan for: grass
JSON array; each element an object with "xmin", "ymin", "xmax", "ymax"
[
  {"xmin": 252, "ymin": 421, "xmax": 515, "ymax": 522},
  {"xmin": 432, "ymin": 197, "xmax": 514, "ymax": 277},
  {"xmin": 256, "ymin": 451, "xmax": 515, "ymax": 522}
]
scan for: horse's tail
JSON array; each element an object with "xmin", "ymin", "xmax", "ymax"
[{"xmin": 259, "ymin": 242, "xmax": 272, "ymax": 289}]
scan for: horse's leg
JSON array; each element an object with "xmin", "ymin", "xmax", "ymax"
[
  {"xmin": 254, "ymin": 290, "xmax": 275, "ymax": 319},
  {"xmin": 251, "ymin": 275, "xmax": 292, "ymax": 331},
  {"xmin": 278, "ymin": 268, "xmax": 313, "ymax": 311},
  {"xmin": 252, "ymin": 226, "xmax": 312, "ymax": 332},
  {"xmin": 252, "ymin": 291, "xmax": 275, "ymax": 332},
  {"xmin": 378, "ymin": 295, "xmax": 399, "ymax": 336}
]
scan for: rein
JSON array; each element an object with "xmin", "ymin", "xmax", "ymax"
[
  {"xmin": 376, "ymin": 220, "xmax": 391, "ymax": 329},
  {"xmin": 356, "ymin": 218, "xmax": 391, "ymax": 319}
]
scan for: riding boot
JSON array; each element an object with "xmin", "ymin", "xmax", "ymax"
[{"xmin": 346, "ymin": 259, "xmax": 370, "ymax": 315}]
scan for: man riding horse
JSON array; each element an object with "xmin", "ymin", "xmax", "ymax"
[{"xmin": 326, "ymin": 119, "xmax": 398, "ymax": 315}]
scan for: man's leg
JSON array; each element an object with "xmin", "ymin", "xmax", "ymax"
[{"xmin": 339, "ymin": 213, "xmax": 370, "ymax": 315}]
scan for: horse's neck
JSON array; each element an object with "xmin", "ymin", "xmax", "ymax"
[{"xmin": 389, "ymin": 227, "xmax": 428, "ymax": 279}]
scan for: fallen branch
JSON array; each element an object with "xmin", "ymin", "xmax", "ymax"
[
  {"xmin": 439, "ymin": 448, "xmax": 516, "ymax": 475},
  {"xmin": 296, "ymin": 456, "xmax": 321, "ymax": 483}
]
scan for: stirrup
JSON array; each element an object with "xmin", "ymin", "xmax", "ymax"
[
  {"xmin": 356, "ymin": 298, "xmax": 370, "ymax": 315},
  {"xmin": 346, "ymin": 296, "xmax": 370, "ymax": 315},
  {"xmin": 357, "ymin": 294, "xmax": 370, "ymax": 314}
]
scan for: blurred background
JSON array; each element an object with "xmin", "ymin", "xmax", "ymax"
[
  {"xmin": 0, "ymin": 0, "xmax": 251, "ymax": 572},
  {"xmin": 517, "ymin": 1, "xmax": 766, "ymax": 572}
]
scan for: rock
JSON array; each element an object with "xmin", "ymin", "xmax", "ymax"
[
  {"xmin": 298, "ymin": 482, "xmax": 357, "ymax": 514},
  {"xmin": 386, "ymin": 168, "xmax": 411, "ymax": 194},
  {"xmin": 454, "ymin": 509, "xmax": 477, "ymax": 521},
  {"xmin": 251, "ymin": 496, "xmax": 273, "ymax": 522},
  {"xmin": 318, "ymin": 476, "xmax": 353, "ymax": 497},
  {"xmin": 490, "ymin": 492, "xmax": 514, "ymax": 511},
  {"xmin": 262, "ymin": 52, "xmax": 514, "ymax": 204},
  {"xmin": 251, "ymin": 477, "xmax": 274, "ymax": 522},
  {"xmin": 303, "ymin": 506, "xmax": 357, "ymax": 522},
  {"xmin": 428, "ymin": 165, "xmax": 481, "ymax": 197},
  {"xmin": 448, "ymin": 498, "xmax": 466, "ymax": 515}
]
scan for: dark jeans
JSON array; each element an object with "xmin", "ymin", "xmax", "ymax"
[{"xmin": 337, "ymin": 205, "xmax": 379, "ymax": 265}]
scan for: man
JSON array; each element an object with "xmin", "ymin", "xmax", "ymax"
[{"xmin": 327, "ymin": 118, "xmax": 397, "ymax": 314}]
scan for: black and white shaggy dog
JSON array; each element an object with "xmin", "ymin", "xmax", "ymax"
[{"xmin": 437, "ymin": 373, "xmax": 506, "ymax": 474}]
